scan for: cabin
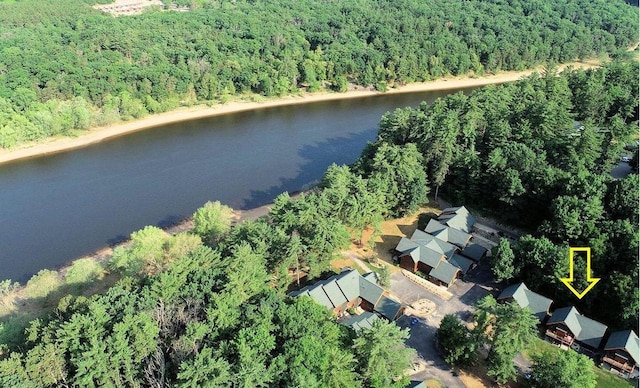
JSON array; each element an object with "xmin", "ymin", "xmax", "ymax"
[
  {"xmin": 602, "ymin": 330, "xmax": 639, "ymax": 379},
  {"xmin": 424, "ymin": 219, "xmax": 472, "ymax": 248},
  {"xmin": 289, "ymin": 269, "xmax": 404, "ymax": 323},
  {"xmin": 545, "ymin": 306, "xmax": 608, "ymax": 355},
  {"xmin": 497, "ymin": 283, "xmax": 553, "ymax": 323},
  {"xmin": 436, "ymin": 206, "xmax": 476, "ymax": 233},
  {"xmin": 394, "ymin": 229, "xmax": 474, "ymax": 288},
  {"xmin": 339, "ymin": 311, "xmax": 380, "ymax": 332}
]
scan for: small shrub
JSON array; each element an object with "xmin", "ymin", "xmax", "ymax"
[
  {"xmin": 65, "ymin": 258, "xmax": 104, "ymax": 287},
  {"xmin": 23, "ymin": 270, "xmax": 60, "ymax": 300},
  {"xmin": 0, "ymin": 280, "xmax": 19, "ymax": 298}
]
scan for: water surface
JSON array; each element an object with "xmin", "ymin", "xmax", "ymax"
[{"xmin": 0, "ymin": 88, "xmax": 474, "ymax": 281}]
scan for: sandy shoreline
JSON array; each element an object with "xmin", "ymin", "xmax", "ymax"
[{"xmin": 0, "ymin": 61, "xmax": 599, "ymax": 165}]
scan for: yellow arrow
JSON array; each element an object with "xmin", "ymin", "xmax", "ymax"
[{"xmin": 560, "ymin": 247, "xmax": 600, "ymax": 299}]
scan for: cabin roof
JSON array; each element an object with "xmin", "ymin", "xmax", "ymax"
[
  {"xmin": 437, "ymin": 206, "xmax": 476, "ymax": 233},
  {"xmin": 320, "ymin": 278, "xmax": 348, "ymax": 308},
  {"xmin": 605, "ymin": 330, "xmax": 639, "ymax": 365},
  {"xmin": 375, "ymin": 295, "xmax": 404, "ymax": 321},
  {"xmin": 548, "ymin": 306, "xmax": 608, "ymax": 349},
  {"xmin": 461, "ymin": 243, "xmax": 487, "ymax": 261},
  {"xmin": 429, "ymin": 260, "xmax": 460, "ymax": 285},
  {"xmin": 339, "ymin": 311, "xmax": 380, "ymax": 331},
  {"xmin": 449, "ymin": 254, "xmax": 474, "ymax": 275},
  {"xmin": 424, "ymin": 219, "xmax": 472, "ymax": 248},
  {"xmin": 334, "ymin": 269, "xmax": 361, "ymax": 301},
  {"xmin": 498, "ymin": 283, "xmax": 553, "ymax": 322}
]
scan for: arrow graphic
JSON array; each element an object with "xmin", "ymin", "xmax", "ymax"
[{"xmin": 560, "ymin": 247, "xmax": 600, "ymax": 299}]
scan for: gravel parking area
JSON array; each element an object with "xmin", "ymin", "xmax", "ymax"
[{"xmin": 391, "ymin": 261, "xmax": 497, "ymax": 386}]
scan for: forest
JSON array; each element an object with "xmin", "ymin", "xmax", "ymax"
[
  {"xmin": 366, "ymin": 60, "xmax": 639, "ymax": 331},
  {"xmin": 0, "ymin": 200, "xmax": 416, "ymax": 386},
  {"xmin": 0, "ymin": 0, "xmax": 637, "ymax": 147},
  {"xmin": 1, "ymin": 61, "xmax": 636, "ymax": 386}
]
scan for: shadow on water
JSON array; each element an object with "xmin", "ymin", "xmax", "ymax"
[{"xmin": 242, "ymin": 130, "xmax": 376, "ymax": 209}]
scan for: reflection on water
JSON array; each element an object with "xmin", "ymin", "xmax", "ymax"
[{"xmin": 0, "ymin": 88, "xmax": 475, "ymax": 281}]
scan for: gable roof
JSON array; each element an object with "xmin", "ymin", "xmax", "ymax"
[
  {"xmin": 362, "ymin": 272, "xmax": 379, "ymax": 284},
  {"xmin": 449, "ymin": 254, "xmax": 474, "ymax": 275},
  {"xmin": 498, "ymin": 283, "xmax": 553, "ymax": 322},
  {"xmin": 359, "ymin": 275, "xmax": 384, "ymax": 305},
  {"xmin": 305, "ymin": 287, "xmax": 334, "ymax": 309},
  {"xmin": 375, "ymin": 295, "xmax": 403, "ymax": 321},
  {"xmin": 334, "ymin": 269, "xmax": 361, "ymax": 301},
  {"xmin": 410, "ymin": 229, "xmax": 458, "ymax": 258},
  {"xmin": 339, "ymin": 311, "xmax": 380, "ymax": 331},
  {"xmin": 320, "ymin": 278, "xmax": 348, "ymax": 308},
  {"xmin": 429, "ymin": 260, "xmax": 460, "ymax": 285},
  {"xmin": 396, "ymin": 237, "xmax": 446, "ymax": 268},
  {"xmin": 425, "ymin": 219, "xmax": 472, "ymax": 248},
  {"xmin": 461, "ymin": 243, "xmax": 487, "ymax": 261},
  {"xmin": 605, "ymin": 330, "xmax": 640, "ymax": 365},
  {"xmin": 437, "ymin": 206, "xmax": 476, "ymax": 233},
  {"xmin": 548, "ymin": 306, "xmax": 608, "ymax": 349},
  {"xmin": 289, "ymin": 269, "xmax": 404, "ymax": 322}
]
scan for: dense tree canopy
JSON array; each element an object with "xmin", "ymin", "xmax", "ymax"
[
  {"xmin": 369, "ymin": 61, "xmax": 639, "ymax": 330},
  {"xmin": 0, "ymin": 0, "xmax": 636, "ymax": 147},
  {"xmin": 530, "ymin": 349, "xmax": 597, "ymax": 388},
  {"xmin": 0, "ymin": 225, "xmax": 413, "ymax": 386}
]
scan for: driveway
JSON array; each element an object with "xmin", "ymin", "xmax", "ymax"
[
  {"xmin": 397, "ymin": 314, "xmax": 465, "ymax": 387},
  {"xmin": 391, "ymin": 261, "xmax": 496, "ymax": 386}
]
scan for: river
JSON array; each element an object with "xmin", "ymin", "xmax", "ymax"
[{"xmin": 0, "ymin": 87, "xmax": 474, "ymax": 282}]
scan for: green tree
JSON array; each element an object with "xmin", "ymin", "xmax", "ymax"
[
  {"xmin": 474, "ymin": 296, "xmax": 537, "ymax": 385},
  {"xmin": 437, "ymin": 314, "xmax": 477, "ymax": 366},
  {"xmin": 529, "ymin": 350, "xmax": 596, "ymax": 388},
  {"xmin": 490, "ymin": 238, "xmax": 517, "ymax": 283},
  {"xmin": 193, "ymin": 201, "xmax": 234, "ymax": 247},
  {"xmin": 605, "ymin": 174, "xmax": 639, "ymax": 222},
  {"xmin": 352, "ymin": 320, "xmax": 414, "ymax": 388},
  {"xmin": 176, "ymin": 347, "xmax": 232, "ymax": 387}
]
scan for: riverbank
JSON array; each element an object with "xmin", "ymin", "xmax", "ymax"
[
  {"xmin": 0, "ymin": 61, "xmax": 601, "ymax": 165},
  {"xmin": 0, "ymin": 195, "xmax": 284, "ymax": 320}
]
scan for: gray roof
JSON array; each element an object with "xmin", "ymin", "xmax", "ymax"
[
  {"xmin": 428, "ymin": 260, "xmax": 460, "ymax": 285},
  {"xmin": 306, "ymin": 287, "xmax": 334, "ymax": 309},
  {"xmin": 396, "ymin": 237, "xmax": 445, "ymax": 268},
  {"xmin": 605, "ymin": 330, "xmax": 639, "ymax": 365},
  {"xmin": 425, "ymin": 219, "xmax": 472, "ymax": 248},
  {"xmin": 449, "ymin": 254, "xmax": 474, "ymax": 275},
  {"xmin": 461, "ymin": 243, "xmax": 487, "ymax": 261},
  {"xmin": 548, "ymin": 306, "xmax": 608, "ymax": 349},
  {"xmin": 339, "ymin": 311, "xmax": 380, "ymax": 331},
  {"xmin": 406, "ymin": 381, "xmax": 427, "ymax": 388},
  {"xmin": 289, "ymin": 269, "xmax": 401, "ymax": 321},
  {"xmin": 395, "ymin": 236, "xmax": 420, "ymax": 253},
  {"xmin": 362, "ymin": 272, "xmax": 379, "ymax": 284},
  {"xmin": 321, "ymin": 278, "xmax": 348, "ymax": 308},
  {"xmin": 335, "ymin": 269, "xmax": 361, "ymax": 301},
  {"xmin": 437, "ymin": 206, "xmax": 476, "ymax": 233},
  {"xmin": 359, "ymin": 276, "xmax": 384, "ymax": 305},
  {"xmin": 497, "ymin": 283, "xmax": 553, "ymax": 322},
  {"xmin": 410, "ymin": 229, "xmax": 458, "ymax": 258},
  {"xmin": 375, "ymin": 295, "xmax": 403, "ymax": 321}
]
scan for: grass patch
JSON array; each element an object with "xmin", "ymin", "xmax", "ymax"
[
  {"xmin": 594, "ymin": 367, "xmax": 634, "ymax": 388},
  {"xmin": 425, "ymin": 378, "xmax": 445, "ymax": 388},
  {"xmin": 522, "ymin": 337, "xmax": 559, "ymax": 360}
]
